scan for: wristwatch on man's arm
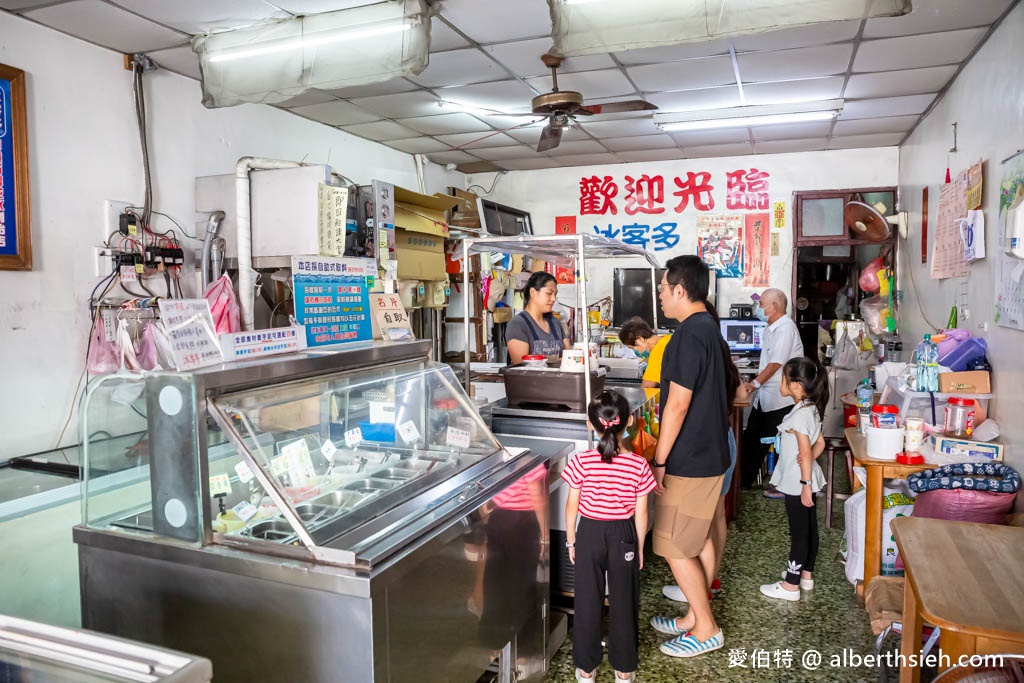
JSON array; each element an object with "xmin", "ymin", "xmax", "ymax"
[{"xmin": 752, "ymin": 378, "xmax": 762, "ymax": 389}]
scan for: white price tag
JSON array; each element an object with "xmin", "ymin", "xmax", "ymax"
[
  {"xmin": 344, "ymin": 427, "xmax": 363, "ymax": 449},
  {"xmin": 120, "ymin": 265, "xmax": 138, "ymax": 283},
  {"xmin": 209, "ymin": 474, "xmax": 232, "ymax": 496},
  {"xmin": 447, "ymin": 426, "xmax": 471, "ymax": 449},
  {"xmin": 100, "ymin": 309, "xmax": 117, "ymax": 342},
  {"xmin": 397, "ymin": 420, "xmax": 421, "ymax": 444},
  {"xmin": 233, "ymin": 461, "xmax": 254, "ymax": 484},
  {"xmin": 232, "ymin": 501, "xmax": 258, "ymax": 523},
  {"xmin": 321, "ymin": 438, "xmax": 338, "ymax": 461},
  {"xmin": 270, "ymin": 454, "xmax": 290, "ymax": 477}
]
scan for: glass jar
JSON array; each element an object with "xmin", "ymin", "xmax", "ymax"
[
  {"xmin": 870, "ymin": 404, "xmax": 900, "ymax": 428},
  {"xmin": 943, "ymin": 397, "xmax": 976, "ymax": 438}
]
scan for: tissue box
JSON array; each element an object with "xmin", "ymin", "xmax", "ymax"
[
  {"xmin": 938, "ymin": 370, "xmax": 991, "ymax": 394},
  {"xmin": 929, "ymin": 434, "xmax": 1004, "ymax": 462}
]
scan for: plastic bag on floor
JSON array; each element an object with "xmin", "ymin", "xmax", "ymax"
[{"xmin": 843, "ymin": 471, "xmax": 916, "ymax": 585}]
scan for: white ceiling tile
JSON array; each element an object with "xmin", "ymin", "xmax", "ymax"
[
  {"xmin": 290, "ymin": 100, "xmax": 380, "ymax": 126},
  {"xmin": 349, "ymin": 90, "xmax": 446, "ymax": 118},
  {"xmin": 430, "ymin": 16, "xmax": 473, "ymax": 52},
  {"xmin": 732, "ymin": 20, "xmax": 860, "ymax": 52},
  {"xmin": 742, "ymin": 76, "xmax": 845, "ymax": 106},
  {"xmin": 329, "ymin": 78, "xmax": 419, "ymax": 99},
  {"xmin": 409, "ymin": 48, "xmax": 508, "ymax": 88},
  {"xmin": 386, "ymin": 137, "xmax": 455, "ymax": 154},
  {"xmin": 395, "ymin": 112, "xmax": 493, "ymax": 135},
  {"xmin": 147, "ymin": 45, "xmax": 201, "ymax": 80},
  {"xmin": 617, "ymin": 148, "xmax": 688, "ymax": 163},
  {"xmin": 754, "ymin": 139, "xmax": 829, "ymax": 154},
  {"xmin": 439, "ymin": 0, "xmax": 552, "ymax": 44},
  {"xmin": 434, "ymin": 132, "xmax": 520, "ymax": 149},
  {"xmin": 543, "ymin": 140, "xmax": 610, "ymax": 156},
  {"xmin": 427, "ymin": 150, "xmax": 484, "ymax": 165},
  {"xmin": 828, "ymin": 133, "xmax": 904, "ymax": 149},
  {"xmin": 495, "ymin": 157, "xmax": 563, "ymax": 171},
  {"xmin": 107, "ymin": 0, "xmax": 288, "ymax": 34},
  {"xmin": 646, "ymin": 85, "xmax": 742, "ymax": 113},
  {"xmin": 854, "ymin": 29, "xmax": 987, "ymax": 72},
  {"xmin": 470, "ymin": 145, "xmax": 544, "ymax": 161},
  {"xmin": 341, "ymin": 120, "xmax": 419, "ymax": 141},
  {"xmin": 485, "ymin": 38, "xmax": 615, "ymax": 78},
  {"xmin": 506, "ymin": 125, "xmax": 590, "ymax": 145},
  {"xmin": 525, "ymin": 69, "xmax": 636, "ymax": 101},
  {"xmin": 267, "ymin": 1, "xmax": 383, "ymax": 14},
  {"xmin": 435, "ymin": 80, "xmax": 537, "ymax": 112},
  {"xmin": 681, "ymin": 142, "xmax": 755, "ymax": 158},
  {"xmin": 276, "ymin": 89, "xmax": 341, "ymax": 108},
  {"xmin": 550, "ymin": 153, "xmax": 623, "ymax": 167},
  {"xmin": 751, "ymin": 121, "xmax": 834, "ymax": 141},
  {"xmin": 627, "ymin": 57, "xmax": 736, "ymax": 93},
  {"xmin": 601, "ymin": 134, "xmax": 676, "ymax": 152},
  {"xmin": 832, "ymin": 115, "xmax": 918, "ymax": 136},
  {"xmin": 615, "ymin": 39, "xmax": 732, "ymax": 66},
  {"xmin": 578, "ymin": 117, "xmax": 661, "ymax": 138},
  {"xmin": 840, "ymin": 94, "xmax": 936, "ymax": 120},
  {"xmin": 864, "ymin": 0, "xmax": 1013, "ymax": 38},
  {"xmin": 845, "ymin": 65, "xmax": 958, "ymax": 99},
  {"xmin": 670, "ymin": 128, "xmax": 751, "ymax": 146},
  {"xmin": 0, "ymin": 0, "xmax": 67, "ymax": 10},
  {"xmin": 25, "ymin": 0, "xmax": 189, "ymax": 52},
  {"xmin": 737, "ymin": 44, "xmax": 854, "ymax": 81}
]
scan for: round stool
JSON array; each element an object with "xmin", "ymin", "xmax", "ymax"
[{"xmin": 824, "ymin": 437, "xmax": 852, "ymax": 529}]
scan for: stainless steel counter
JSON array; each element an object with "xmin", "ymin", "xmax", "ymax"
[{"xmin": 491, "ymin": 384, "xmax": 655, "ymax": 441}]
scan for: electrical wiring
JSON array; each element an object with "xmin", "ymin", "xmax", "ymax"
[
  {"xmin": 904, "ymin": 255, "xmax": 941, "ymax": 331},
  {"xmin": 466, "ymin": 170, "xmax": 508, "ymax": 197},
  {"xmin": 127, "ymin": 206, "xmax": 198, "ymax": 240}
]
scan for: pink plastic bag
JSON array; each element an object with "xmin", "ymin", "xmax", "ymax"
[
  {"xmin": 87, "ymin": 317, "xmax": 120, "ymax": 375},
  {"xmin": 858, "ymin": 257, "xmax": 884, "ymax": 293},
  {"xmin": 136, "ymin": 321, "xmax": 161, "ymax": 371},
  {"xmin": 204, "ymin": 274, "xmax": 240, "ymax": 334}
]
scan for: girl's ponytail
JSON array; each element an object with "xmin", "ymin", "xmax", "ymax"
[
  {"xmin": 587, "ymin": 390, "xmax": 631, "ymax": 463},
  {"xmin": 782, "ymin": 357, "xmax": 830, "ymax": 420}
]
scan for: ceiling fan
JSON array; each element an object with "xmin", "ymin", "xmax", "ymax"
[{"xmin": 511, "ymin": 54, "xmax": 658, "ymax": 152}]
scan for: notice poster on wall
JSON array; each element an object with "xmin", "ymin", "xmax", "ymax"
[
  {"xmin": 995, "ymin": 150, "xmax": 1024, "ymax": 330},
  {"xmin": 930, "ymin": 169, "xmax": 969, "ymax": 279},
  {"xmin": 697, "ymin": 214, "xmax": 744, "ymax": 279},
  {"xmin": 555, "ymin": 215, "xmax": 577, "ymax": 234},
  {"xmin": 292, "ymin": 256, "xmax": 374, "ymax": 347},
  {"xmin": 744, "ymin": 213, "xmax": 770, "ymax": 287}
]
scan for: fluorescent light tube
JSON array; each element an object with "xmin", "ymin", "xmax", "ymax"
[
  {"xmin": 209, "ymin": 22, "xmax": 411, "ymax": 63},
  {"xmin": 658, "ymin": 110, "xmax": 838, "ymax": 132}
]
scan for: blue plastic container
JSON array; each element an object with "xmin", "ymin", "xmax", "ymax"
[
  {"xmin": 358, "ymin": 421, "xmax": 396, "ymax": 443},
  {"xmin": 938, "ymin": 337, "xmax": 986, "ymax": 372}
]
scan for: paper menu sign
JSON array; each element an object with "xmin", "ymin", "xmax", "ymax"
[
  {"xmin": 397, "ymin": 420, "xmax": 421, "ymax": 444},
  {"xmin": 291, "ymin": 256, "xmax": 374, "ymax": 347},
  {"xmin": 318, "ymin": 183, "xmax": 349, "ymax": 257},
  {"xmin": 234, "ymin": 461, "xmax": 254, "ymax": 484},
  {"xmin": 158, "ymin": 299, "xmax": 223, "ymax": 371},
  {"xmin": 279, "ymin": 439, "xmax": 316, "ymax": 487},
  {"xmin": 447, "ymin": 426, "xmax": 471, "ymax": 449},
  {"xmin": 209, "ymin": 474, "xmax": 232, "ymax": 496},
  {"xmin": 321, "ymin": 438, "xmax": 338, "ymax": 461},
  {"xmin": 232, "ymin": 501, "xmax": 258, "ymax": 523},
  {"xmin": 370, "ymin": 293, "xmax": 414, "ymax": 341},
  {"xmin": 344, "ymin": 427, "xmax": 363, "ymax": 448}
]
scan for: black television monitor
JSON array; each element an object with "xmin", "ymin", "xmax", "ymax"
[
  {"xmin": 720, "ymin": 318, "xmax": 767, "ymax": 353},
  {"xmin": 477, "ymin": 199, "xmax": 533, "ymax": 237},
  {"xmin": 612, "ymin": 268, "xmax": 670, "ymax": 329}
]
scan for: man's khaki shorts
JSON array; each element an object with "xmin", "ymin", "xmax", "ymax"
[{"xmin": 653, "ymin": 474, "xmax": 724, "ymax": 559}]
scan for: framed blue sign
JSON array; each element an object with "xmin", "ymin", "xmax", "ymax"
[{"xmin": 0, "ymin": 64, "xmax": 31, "ymax": 270}]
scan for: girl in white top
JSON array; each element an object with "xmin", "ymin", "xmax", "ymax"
[{"xmin": 759, "ymin": 357, "xmax": 828, "ymax": 602}]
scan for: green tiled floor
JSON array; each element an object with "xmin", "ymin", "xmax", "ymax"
[{"xmin": 546, "ymin": 490, "xmax": 881, "ymax": 682}]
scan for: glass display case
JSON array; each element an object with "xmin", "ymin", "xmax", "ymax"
[{"xmin": 74, "ymin": 340, "xmax": 571, "ymax": 683}]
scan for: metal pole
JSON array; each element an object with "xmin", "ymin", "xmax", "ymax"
[
  {"xmin": 463, "ymin": 239, "xmax": 472, "ymax": 392},
  {"xmin": 578, "ymin": 235, "xmax": 593, "ymax": 449},
  {"xmin": 650, "ymin": 266, "xmax": 659, "ymax": 329}
]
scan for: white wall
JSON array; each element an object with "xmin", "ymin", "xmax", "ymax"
[
  {"xmin": 0, "ymin": 10, "xmax": 463, "ymax": 459},
  {"xmin": 467, "ymin": 148, "xmax": 898, "ymax": 314},
  {"xmin": 898, "ymin": 2, "xmax": 1024, "ymax": 482}
]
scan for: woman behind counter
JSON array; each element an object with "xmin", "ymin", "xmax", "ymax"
[{"xmin": 506, "ymin": 271, "xmax": 571, "ymax": 365}]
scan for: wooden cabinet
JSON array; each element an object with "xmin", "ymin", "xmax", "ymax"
[{"xmin": 794, "ymin": 188, "xmax": 896, "ymax": 245}]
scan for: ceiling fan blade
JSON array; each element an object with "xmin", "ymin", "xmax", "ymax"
[
  {"xmin": 581, "ymin": 100, "xmax": 658, "ymax": 115},
  {"xmin": 536, "ymin": 124, "xmax": 563, "ymax": 153}
]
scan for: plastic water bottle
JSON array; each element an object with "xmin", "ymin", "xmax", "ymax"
[
  {"xmin": 915, "ymin": 334, "xmax": 939, "ymax": 392},
  {"xmin": 856, "ymin": 378, "xmax": 873, "ymax": 434}
]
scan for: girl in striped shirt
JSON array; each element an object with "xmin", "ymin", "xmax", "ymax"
[{"xmin": 563, "ymin": 390, "xmax": 657, "ymax": 682}]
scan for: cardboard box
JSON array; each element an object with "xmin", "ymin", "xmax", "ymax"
[
  {"xmin": 938, "ymin": 370, "xmax": 991, "ymax": 394},
  {"xmin": 448, "ymin": 188, "xmax": 482, "ymax": 229},
  {"xmin": 929, "ymin": 433, "xmax": 1004, "ymax": 461},
  {"xmin": 394, "ymin": 186, "xmax": 458, "ymax": 282}
]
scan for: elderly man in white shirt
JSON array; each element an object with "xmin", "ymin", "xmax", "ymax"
[{"xmin": 740, "ymin": 288, "xmax": 805, "ymax": 494}]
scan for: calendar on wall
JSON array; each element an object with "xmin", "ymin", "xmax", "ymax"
[{"xmin": 995, "ymin": 150, "xmax": 1024, "ymax": 331}]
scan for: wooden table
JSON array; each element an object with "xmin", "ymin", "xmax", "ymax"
[
  {"xmin": 844, "ymin": 428, "xmax": 936, "ymax": 591},
  {"xmin": 726, "ymin": 395, "xmax": 750, "ymax": 522},
  {"xmin": 892, "ymin": 517, "xmax": 1024, "ymax": 682}
]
